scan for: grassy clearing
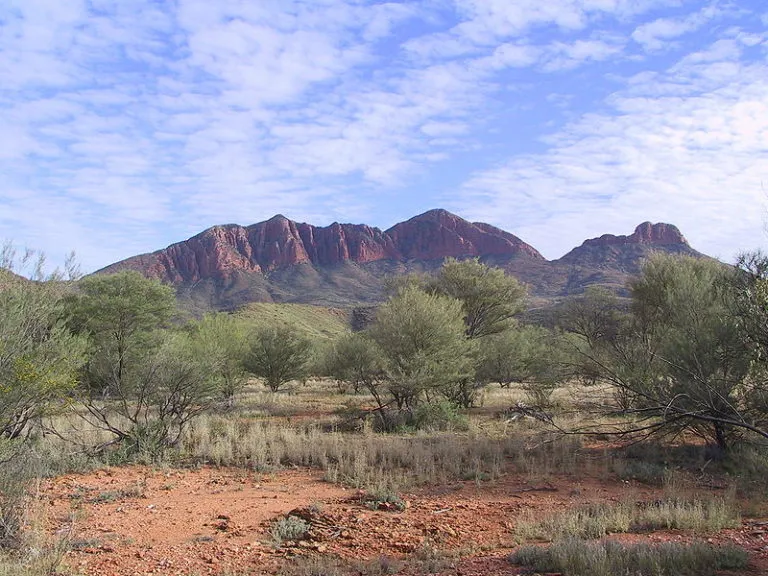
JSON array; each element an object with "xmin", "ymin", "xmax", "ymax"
[
  {"xmin": 515, "ymin": 497, "xmax": 740, "ymax": 541},
  {"xmin": 237, "ymin": 303, "xmax": 350, "ymax": 340},
  {"xmin": 179, "ymin": 414, "xmax": 584, "ymax": 491},
  {"xmin": 509, "ymin": 538, "xmax": 749, "ymax": 576}
]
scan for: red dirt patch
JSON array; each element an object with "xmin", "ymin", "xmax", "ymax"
[{"xmin": 42, "ymin": 466, "xmax": 768, "ymax": 575}]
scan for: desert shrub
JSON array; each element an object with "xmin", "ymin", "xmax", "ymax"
[
  {"xmin": 75, "ymin": 332, "xmax": 224, "ymax": 458},
  {"xmin": 361, "ymin": 489, "xmax": 406, "ymax": 512},
  {"xmin": 187, "ymin": 313, "xmax": 249, "ymax": 409},
  {"xmin": 510, "ymin": 538, "xmax": 748, "ymax": 576},
  {"xmin": 0, "ymin": 445, "xmax": 40, "ymax": 549},
  {"xmin": 476, "ymin": 326, "xmax": 568, "ymax": 408},
  {"xmin": 271, "ymin": 515, "xmax": 310, "ymax": 546},
  {"xmin": 65, "ymin": 272, "xmax": 220, "ymax": 455},
  {"xmin": 324, "ymin": 332, "xmax": 384, "ymax": 396},
  {"xmin": 426, "ymin": 258, "xmax": 527, "ymax": 408},
  {"xmin": 409, "ymin": 400, "xmax": 468, "ymax": 432},
  {"xmin": 563, "ymin": 255, "xmax": 768, "ymax": 450},
  {"xmin": 0, "ymin": 278, "xmax": 85, "ymax": 440}
]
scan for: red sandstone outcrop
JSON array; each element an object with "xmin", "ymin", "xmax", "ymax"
[
  {"xmin": 99, "ymin": 209, "xmax": 543, "ymax": 283},
  {"xmin": 386, "ymin": 209, "xmax": 544, "ymax": 260},
  {"xmin": 580, "ymin": 222, "xmax": 688, "ymax": 248}
]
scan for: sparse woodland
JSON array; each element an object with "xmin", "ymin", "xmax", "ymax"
[{"xmin": 2, "ymin": 250, "xmax": 768, "ymax": 575}]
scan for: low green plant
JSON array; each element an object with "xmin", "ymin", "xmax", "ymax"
[
  {"xmin": 270, "ymin": 515, "xmax": 310, "ymax": 546},
  {"xmin": 510, "ymin": 538, "xmax": 748, "ymax": 576},
  {"xmin": 409, "ymin": 401, "xmax": 468, "ymax": 432},
  {"xmin": 362, "ymin": 490, "xmax": 406, "ymax": 512}
]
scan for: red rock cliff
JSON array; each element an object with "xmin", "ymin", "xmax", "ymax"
[
  {"xmin": 98, "ymin": 209, "xmax": 543, "ymax": 283},
  {"xmin": 386, "ymin": 209, "xmax": 545, "ymax": 260},
  {"xmin": 581, "ymin": 222, "xmax": 688, "ymax": 248}
]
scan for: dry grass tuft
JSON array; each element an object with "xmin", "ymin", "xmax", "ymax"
[
  {"xmin": 510, "ymin": 538, "xmax": 748, "ymax": 576},
  {"xmin": 514, "ymin": 497, "xmax": 740, "ymax": 542}
]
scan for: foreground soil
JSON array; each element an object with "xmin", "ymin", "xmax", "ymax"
[{"xmin": 42, "ymin": 465, "xmax": 768, "ymax": 576}]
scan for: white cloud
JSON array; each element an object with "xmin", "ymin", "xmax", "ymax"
[
  {"xmin": 542, "ymin": 37, "xmax": 626, "ymax": 70},
  {"xmin": 631, "ymin": 5, "xmax": 717, "ymax": 51},
  {"xmin": 1, "ymin": 0, "xmax": 765, "ymax": 272},
  {"xmin": 454, "ymin": 39, "xmax": 768, "ymax": 260}
]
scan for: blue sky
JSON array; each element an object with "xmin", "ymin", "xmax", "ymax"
[{"xmin": 1, "ymin": 0, "xmax": 767, "ymax": 272}]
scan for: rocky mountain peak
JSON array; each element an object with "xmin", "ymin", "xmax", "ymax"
[
  {"xmin": 630, "ymin": 222, "xmax": 688, "ymax": 245},
  {"xmin": 97, "ymin": 209, "xmax": 544, "ymax": 283},
  {"xmin": 581, "ymin": 222, "xmax": 689, "ymax": 249},
  {"xmin": 386, "ymin": 209, "xmax": 544, "ymax": 260}
]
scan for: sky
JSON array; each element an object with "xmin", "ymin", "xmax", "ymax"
[{"xmin": 1, "ymin": 0, "xmax": 767, "ymax": 272}]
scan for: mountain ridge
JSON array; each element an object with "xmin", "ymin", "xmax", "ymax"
[{"xmin": 97, "ymin": 210, "xmax": 701, "ymax": 311}]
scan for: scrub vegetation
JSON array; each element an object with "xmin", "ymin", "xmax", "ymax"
[{"xmin": 2, "ymin": 248, "xmax": 768, "ymax": 574}]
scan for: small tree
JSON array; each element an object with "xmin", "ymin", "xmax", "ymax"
[
  {"xmin": 0, "ymin": 280, "xmax": 85, "ymax": 440},
  {"xmin": 188, "ymin": 313, "xmax": 249, "ymax": 409},
  {"xmin": 244, "ymin": 325, "xmax": 312, "ymax": 392},
  {"xmin": 76, "ymin": 332, "xmax": 223, "ymax": 454},
  {"xmin": 425, "ymin": 258, "xmax": 528, "ymax": 407},
  {"xmin": 325, "ymin": 332, "xmax": 384, "ymax": 396},
  {"xmin": 368, "ymin": 285, "xmax": 475, "ymax": 409},
  {"xmin": 428, "ymin": 258, "xmax": 527, "ymax": 338},
  {"xmin": 63, "ymin": 271, "xmax": 222, "ymax": 454},
  {"xmin": 566, "ymin": 254, "xmax": 765, "ymax": 450},
  {"xmin": 65, "ymin": 271, "xmax": 176, "ymax": 397}
]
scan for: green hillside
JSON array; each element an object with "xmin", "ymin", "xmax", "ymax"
[{"xmin": 236, "ymin": 302, "xmax": 351, "ymax": 340}]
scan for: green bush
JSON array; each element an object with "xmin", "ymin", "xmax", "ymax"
[
  {"xmin": 270, "ymin": 515, "xmax": 310, "ymax": 546},
  {"xmin": 410, "ymin": 401, "xmax": 468, "ymax": 432}
]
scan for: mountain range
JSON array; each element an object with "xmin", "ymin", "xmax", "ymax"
[{"xmin": 98, "ymin": 209, "xmax": 701, "ymax": 312}]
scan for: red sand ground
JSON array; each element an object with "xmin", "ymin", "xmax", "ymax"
[{"xmin": 40, "ymin": 465, "xmax": 768, "ymax": 575}]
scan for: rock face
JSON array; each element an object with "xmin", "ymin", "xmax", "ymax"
[
  {"xmin": 97, "ymin": 212, "xmax": 702, "ymax": 311},
  {"xmin": 579, "ymin": 222, "xmax": 688, "ymax": 249},
  {"xmin": 555, "ymin": 221, "xmax": 696, "ymax": 277},
  {"xmin": 99, "ymin": 209, "xmax": 542, "ymax": 284},
  {"xmin": 386, "ymin": 209, "xmax": 544, "ymax": 260}
]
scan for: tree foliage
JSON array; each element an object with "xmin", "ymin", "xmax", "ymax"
[
  {"xmin": 567, "ymin": 254, "xmax": 767, "ymax": 450},
  {"xmin": 428, "ymin": 258, "xmax": 527, "ymax": 338},
  {"xmin": 0, "ymin": 281, "xmax": 85, "ymax": 439},
  {"xmin": 64, "ymin": 272, "xmax": 220, "ymax": 453},
  {"xmin": 427, "ymin": 258, "xmax": 528, "ymax": 407},
  {"xmin": 187, "ymin": 313, "xmax": 249, "ymax": 408},
  {"xmin": 244, "ymin": 325, "xmax": 313, "ymax": 392},
  {"xmin": 65, "ymin": 271, "xmax": 176, "ymax": 396},
  {"xmin": 325, "ymin": 332, "xmax": 383, "ymax": 396},
  {"xmin": 368, "ymin": 285, "xmax": 475, "ymax": 409}
]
